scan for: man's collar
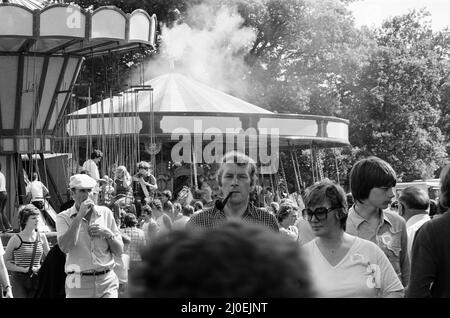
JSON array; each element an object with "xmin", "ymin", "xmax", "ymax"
[
  {"xmin": 215, "ymin": 202, "xmax": 255, "ymax": 218},
  {"xmin": 406, "ymin": 212, "xmax": 430, "ymax": 227},
  {"xmin": 349, "ymin": 205, "xmax": 393, "ymax": 227}
]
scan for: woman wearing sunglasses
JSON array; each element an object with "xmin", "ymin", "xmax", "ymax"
[{"xmin": 302, "ymin": 180, "xmax": 404, "ymax": 297}]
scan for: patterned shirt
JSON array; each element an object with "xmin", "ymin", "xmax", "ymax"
[
  {"xmin": 186, "ymin": 203, "xmax": 279, "ymax": 232},
  {"xmin": 346, "ymin": 206, "xmax": 410, "ymax": 287},
  {"xmin": 121, "ymin": 227, "xmax": 146, "ymax": 262}
]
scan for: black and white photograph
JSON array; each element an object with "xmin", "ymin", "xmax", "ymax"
[{"xmin": 1, "ymin": 0, "xmax": 450, "ymax": 305}]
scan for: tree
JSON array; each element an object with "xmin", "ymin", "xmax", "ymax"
[{"xmin": 345, "ymin": 9, "xmax": 449, "ymax": 181}]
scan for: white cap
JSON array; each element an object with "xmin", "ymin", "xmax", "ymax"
[{"xmin": 69, "ymin": 174, "xmax": 97, "ymax": 189}]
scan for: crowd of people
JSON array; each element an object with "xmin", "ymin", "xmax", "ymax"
[{"xmin": 1, "ymin": 149, "xmax": 449, "ymax": 298}]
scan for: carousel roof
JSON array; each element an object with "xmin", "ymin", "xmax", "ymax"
[
  {"xmin": 66, "ymin": 72, "xmax": 350, "ymax": 150},
  {"xmin": 71, "ymin": 72, "xmax": 273, "ymax": 115},
  {"xmin": 0, "ymin": 0, "xmax": 157, "ymax": 55}
]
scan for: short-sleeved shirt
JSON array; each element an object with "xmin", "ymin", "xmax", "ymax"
[
  {"xmin": 56, "ymin": 205, "xmax": 121, "ymax": 273},
  {"xmin": 26, "ymin": 181, "xmax": 48, "ymax": 202},
  {"xmin": 82, "ymin": 159, "xmax": 100, "ymax": 181},
  {"xmin": 187, "ymin": 203, "xmax": 279, "ymax": 232},
  {"xmin": 346, "ymin": 206, "xmax": 410, "ymax": 287},
  {"xmin": 303, "ymin": 236, "xmax": 404, "ymax": 297},
  {"xmin": 406, "ymin": 213, "xmax": 430, "ymax": 256},
  {"xmin": 121, "ymin": 227, "xmax": 145, "ymax": 262}
]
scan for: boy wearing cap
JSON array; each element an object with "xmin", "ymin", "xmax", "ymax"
[{"xmin": 56, "ymin": 174, "xmax": 123, "ymax": 298}]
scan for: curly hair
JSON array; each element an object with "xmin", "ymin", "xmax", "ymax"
[
  {"xmin": 129, "ymin": 220, "xmax": 314, "ymax": 298},
  {"xmin": 18, "ymin": 204, "xmax": 40, "ymax": 230}
]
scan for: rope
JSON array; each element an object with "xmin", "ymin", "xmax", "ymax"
[
  {"xmin": 293, "ymin": 148, "xmax": 304, "ymax": 189},
  {"xmin": 290, "ymin": 150, "xmax": 301, "ymax": 192}
]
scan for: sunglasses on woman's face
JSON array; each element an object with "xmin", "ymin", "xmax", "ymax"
[{"xmin": 302, "ymin": 207, "xmax": 336, "ymax": 221}]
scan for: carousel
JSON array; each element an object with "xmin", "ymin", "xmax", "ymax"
[
  {"xmin": 0, "ymin": 0, "xmax": 157, "ymax": 235},
  {"xmin": 62, "ymin": 71, "xmax": 350, "ymax": 204}
]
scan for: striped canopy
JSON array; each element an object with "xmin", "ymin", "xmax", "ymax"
[{"xmin": 72, "ymin": 73, "xmax": 273, "ymax": 115}]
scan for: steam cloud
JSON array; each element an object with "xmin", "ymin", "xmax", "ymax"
[{"xmin": 142, "ymin": 2, "xmax": 257, "ymax": 96}]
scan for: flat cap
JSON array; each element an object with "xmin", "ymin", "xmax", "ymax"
[{"xmin": 69, "ymin": 174, "xmax": 97, "ymax": 189}]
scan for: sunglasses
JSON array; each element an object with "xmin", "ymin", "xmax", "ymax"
[{"xmin": 302, "ymin": 207, "xmax": 337, "ymax": 221}]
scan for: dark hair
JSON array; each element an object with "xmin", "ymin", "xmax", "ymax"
[
  {"xmin": 398, "ymin": 186, "xmax": 429, "ymax": 211},
  {"xmin": 79, "ymin": 169, "xmax": 89, "ymax": 175},
  {"xmin": 439, "ymin": 164, "xmax": 450, "ymax": 210},
  {"xmin": 429, "ymin": 199, "xmax": 437, "ymax": 217},
  {"xmin": 193, "ymin": 201, "xmax": 203, "ymax": 211},
  {"xmin": 346, "ymin": 193, "xmax": 354, "ymax": 207},
  {"xmin": 32, "ymin": 172, "xmax": 39, "ymax": 181},
  {"xmin": 350, "ymin": 157, "xmax": 397, "ymax": 203},
  {"xmin": 304, "ymin": 179, "xmax": 348, "ymax": 230},
  {"xmin": 19, "ymin": 204, "xmax": 40, "ymax": 230},
  {"xmin": 182, "ymin": 205, "xmax": 194, "ymax": 216},
  {"xmin": 276, "ymin": 203, "xmax": 295, "ymax": 223},
  {"xmin": 150, "ymin": 199, "xmax": 162, "ymax": 211},
  {"xmin": 123, "ymin": 213, "xmax": 138, "ymax": 227},
  {"xmin": 162, "ymin": 190, "xmax": 172, "ymax": 200},
  {"xmin": 216, "ymin": 151, "xmax": 257, "ymax": 187},
  {"xmin": 130, "ymin": 220, "xmax": 314, "ymax": 297},
  {"xmin": 90, "ymin": 149, "xmax": 103, "ymax": 160},
  {"xmin": 142, "ymin": 204, "xmax": 152, "ymax": 217}
]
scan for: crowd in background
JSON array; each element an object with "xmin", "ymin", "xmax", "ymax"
[{"xmin": 1, "ymin": 150, "xmax": 449, "ymax": 298}]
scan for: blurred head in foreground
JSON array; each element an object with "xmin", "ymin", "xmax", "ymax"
[{"xmin": 129, "ymin": 220, "xmax": 314, "ymax": 297}]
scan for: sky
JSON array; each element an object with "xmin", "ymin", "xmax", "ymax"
[{"xmin": 348, "ymin": 0, "xmax": 450, "ymax": 31}]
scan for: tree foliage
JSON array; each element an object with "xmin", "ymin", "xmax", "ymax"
[{"xmin": 345, "ymin": 9, "xmax": 450, "ymax": 181}]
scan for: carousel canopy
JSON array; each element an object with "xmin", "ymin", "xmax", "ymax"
[
  {"xmin": 71, "ymin": 72, "xmax": 273, "ymax": 115},
  {"xmin": 66, "ymin": 72, "xmax": 350, "ymax": 149},
  {"xmin": 0, "ymin": 0, "xmax": 157, "ymax": 55},
  {"xmin": 0, "ymin": 0, "xmax": 157, "ymax": 154}
]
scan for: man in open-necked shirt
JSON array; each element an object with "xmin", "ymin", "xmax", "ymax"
[
  {"xmin": 397, "ymin": 186, "xmax": 431, "ymax": 256},
  {"xmin": 56, "ymin": 174, "xmax": 123, "ymax": 298},
  {"xmin": 187, "ymin": 151, "xmax": 279, "ymax": 232},
  {"xmin": 346, "ymin": 157, "xmax": 410, "ymax": 288}
]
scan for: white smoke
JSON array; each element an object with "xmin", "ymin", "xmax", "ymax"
[{"xmin": 144, "ymin": 2, "xmax": 257, "ymax": 95}]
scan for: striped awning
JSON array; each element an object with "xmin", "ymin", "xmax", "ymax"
[{"xmin": 72, "ymin": 73, "xmax": 273, "ymax": 115}]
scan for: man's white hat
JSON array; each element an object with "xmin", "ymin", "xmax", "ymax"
[{"xmin": 69, "ymin": 174, "xmax": 97, "ymax": 189}]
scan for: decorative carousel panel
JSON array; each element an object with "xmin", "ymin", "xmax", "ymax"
[
  {"xmin": 0, "ymin": 56, "xmax": 18, "ymax": 129},
  {"xmin": 19, "ymin": 55, "xmax": 45, "ymax": 130},
  {"xmin": 47, "ymin": 57, "xmax": 82, "ymax": 131},
  {"xmin": 39, "ymin": 5, "xmax": 86, "ymax": 38},
  {"xmin": 327, "ymin": 121, "xmax": 349, "ymax": 143},
  {"xmin": 35, "ymin": 56, "xmax": 65, "ymax": 128},
  {"xmin": 160, "ymin": 115, "xmax": 242, "ymax": 135},
  {"xmin": 129, "ymin": 10, "xmax": 151, "ymax": 42},
  {"xmin": 91, "ymin": 7, "xmax": 126, "ymax": 40},
  {"xmin": 258, "ymin": 117, "xmax": 318, "ymax": 137},
  {"xmin": 0, "ymin": 38, "xmax": 28, "ymax": 52},
  {"xmin": 0, "ymin": 5, "xmax": 33, "ymax": 36},
  {"xmin": 66, "ymin": 117, "xmax": 142, "ymax": 136}
]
